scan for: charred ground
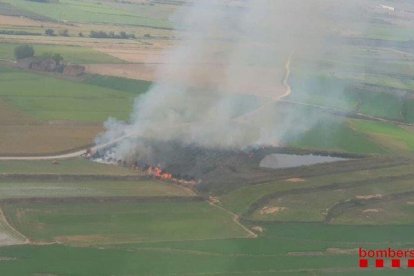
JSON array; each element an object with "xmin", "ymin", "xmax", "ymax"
[{"xmin": 92, "ymin": 139, "xmax": 411, "ymax": 195}]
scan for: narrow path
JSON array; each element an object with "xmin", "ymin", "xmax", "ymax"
[
  {"xmin": 234, "ymin": 53, "xmax": 294, "ymax": 123},
  {"xmin": 280, "ymin": 51, "xmax": 294, "ymax": 99},
  {"xmin": 208, "ymin": 200, "xmax": 257, "ymax": 239}
]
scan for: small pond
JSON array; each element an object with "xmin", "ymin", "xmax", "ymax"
[{"xmin": 259, "ymin": 153, "xmax": 348, "ymax": 169}]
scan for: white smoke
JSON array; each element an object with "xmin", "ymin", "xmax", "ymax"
[{"xmin": 96, "ymin": 0, "xmax": 371, "ymax": 159}]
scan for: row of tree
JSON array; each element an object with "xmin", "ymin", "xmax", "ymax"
[
  {"xmin": 88, "ymin": 31, "xmax": 136, "ymax": 39},
  {"xmin": 43, "ymin": 28, "xmax": 136, "ymax": 39},
  {"xmin": 0, "ymin": 30, "xmax": 41, "ymax": 36},
  {"xmin": 45, "ymin": 29, "xmax": 68, "ymax": 37}
]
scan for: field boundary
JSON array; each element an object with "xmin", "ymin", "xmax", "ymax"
[
  {"xmin": 0, "ymin": 174, "xmax": 147, "ymax": 181},
  {"xmin": 0, "ymin": 196, "xmax": 203, "ymax": 205}
]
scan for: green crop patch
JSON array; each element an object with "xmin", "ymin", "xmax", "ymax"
[
  {"xmin": 2, "ymin": 223, "xmax": 414, "ymax": 275},
  {"xmin": 82, "ymin": 75, "xmax": 151, "ymax": 95},
  {"xmin": 0, "ymin": 2, "xmax": 53, "ymax": 21},
  {"xmin": 0, "ymin": 67, "xmax": 140, "ymax": 122},
  {"xmin": 0, "ymin": 243, "xmax": 355, "ymax": 275},
  {"xmin": 2, "ymin": 0, "xmax": 172, "ymax": 28},
  {"xmin": 288, "ymin": 118, "xmax": 386, "ymax": 154},
  {"xmin": 0, "ymin": 180, "xmax": 193, "ymax": 200},
  {"xmin": 351, "ymin": 120, "xmax": 414, "ymax": 152},
  {"xmin": 291, "ymin": 46, "xmax": 414, "ymax": 123},
  {"xmin": 2, "ymin": 200, "xmax": 248, "ymax": 245}
]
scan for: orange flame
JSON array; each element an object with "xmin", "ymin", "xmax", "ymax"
[
  {"xmin": 147, "ymin": 166, "xmax": 173, "ymax": 180},
  {"xmin": 144, "ymin": 166, "xmax": 200, "ymax": 186}
]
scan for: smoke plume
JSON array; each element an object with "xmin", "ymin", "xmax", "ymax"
[{"xmin": 96, "ymin": 0, "xmax": 373, "ymax": 159}]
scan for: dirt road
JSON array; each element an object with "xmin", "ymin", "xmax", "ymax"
[{"xmin": 235, "ymin": 53, "xmax": 294, "ymax": 122}]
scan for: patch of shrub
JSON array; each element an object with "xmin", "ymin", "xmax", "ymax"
[
  {"xmin": 58, "ymin": 29, "xmax": 69, "ymax": 37},
  {"xmin": 14, "ymin": 45, "xmax": 35, "ymax": 60},
  {"xmin": 39, "ymin": 52, "xmax": 64, "ymax": 65},
  {"xmin": 45, "ymin": 29, "xmax": 55, "ymax": 36}
]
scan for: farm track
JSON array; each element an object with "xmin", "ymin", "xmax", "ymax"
[{"xmin": 208, "ymin": 200, "xmax": 258, "ymax": 238}]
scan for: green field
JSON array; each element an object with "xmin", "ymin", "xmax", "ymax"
[
  {"xmin": 291, "ymin": 44, "xmax": 414, "ymax": 123},
  {"xmin": 0, "ymin": 180, "xmax": 193, "ymax": 199},
  {"xmin": 290, "ymin": 73, "xmax": 409, "ymax": 122},
  {"xmin": 287, "ymin": 118, "xmax": 387, "ymax": 154},
  {"xmin": 0, "ymin": 66, "xmax": 145, "ymax": 122},
  {"xmin": 83, "ymin": 74, "xmax": 152, "ymax": 95},
  {"xmin": 2, "ymin": 200, "xmax": 248, "ymax": 245},
  {"xmin": 2, "ymin": 0, "xmax": 172, "ymax": 28},
  {"xmin": 0, "ymin": 43, "xmax": 124, "ymax": 64},
  {"xmin": 351, "ymin": 120, "xmax": 414, "ymax": 152},
  {"xmin": 0, "ymin": 2, "xmax": 52, "ymax": 21},
  {"xmin": 1, "ymin": 223, "xmax": 414, "ymax": 275}
]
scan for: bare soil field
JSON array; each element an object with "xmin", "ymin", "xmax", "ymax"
[
  {"xmin": 0, "ymin": 124, "xmax": 102, "ymax": 156},
  {"xmin": 0, "ymin": 99, "xmax": 101, "ymax": 155},
  {"xmin": 94, "ymin": 47, "xmax": 166, "ymax": 63},
  {"xmin": 86, "ymin": 63, "xmax": 286, "ymax": 98},
  {"xmin": 0, "ymin": 35, "xmax": 142, "ymax": 50},
  {"xmin": 84, "ymin": 63, "xmax": 157, "ymax": 81},
  {"xmin": 0, "ymin": 15, "xmax": 62, "ymax": 28}
]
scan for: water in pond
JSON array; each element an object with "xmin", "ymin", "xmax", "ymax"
[{"xmin": 259, "ymin": 154, "xmax": 347, "ymax": 169}]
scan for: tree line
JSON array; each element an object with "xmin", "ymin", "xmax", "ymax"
[{"xmin": 44, "ymin": 29, "xmax": 136, "ymax": 39}]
